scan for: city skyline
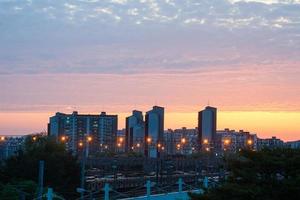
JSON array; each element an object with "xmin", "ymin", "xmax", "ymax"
[
  {"xmin": 1, "ymin": 106, "xmax": 299, "ymax": 141},
  {"xmin": 1, "ymin": 0, "xmax": 300, "ymax": 141}
]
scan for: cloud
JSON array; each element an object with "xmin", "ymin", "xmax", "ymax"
[
  {"xmin": 228, "ymin": 0, "xmax": 300, "ymax": 4},
  {"xmin": 0, "ymin": 0, "xmax": 299, "ymax": 75}
]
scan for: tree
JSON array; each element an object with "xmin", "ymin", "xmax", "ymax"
[
  {"xmin": 190, "ymin": 148, "xmax": 300, "ymax": 200},
  {"xmin": 1, "ymin": 135, "xmax": 80, "ymax": 199},
  {"xmin": 0, "ymin": 180, "xmax": 37, "ymax": 200}
]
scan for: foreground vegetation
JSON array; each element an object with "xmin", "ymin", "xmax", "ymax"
[
  {"xmin": 190, "ymin": 148, "xmax": 300, "ymax": 200},
  {"xmin": 0, "ymin": 136, "xmax": 80, "ymax": 199}
]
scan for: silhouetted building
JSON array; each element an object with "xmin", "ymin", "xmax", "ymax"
[
  {"xmin": 125, "ymin": 110, "xmax": 145, "ymax": 153},
  {"xmin": 99, "ymin": 112, "xmax": 118, "ymax": 153},
  {"xmin": 145, "ymin": 106, "xmax": 164, "ymax": 158},
  {"xmin": 164, "ymin": 128, "xmax": 197, "ymax": 155},
  {"xmin": 48, "ymin": 111, "xmax": 118, "ymax": 154},
  {"xmin": 0, "ymin": 136, "xmax": 25, "ymax": 160},
  {"xmin": 286, "ymin": 140, "xmax": 300, "ymax": 149},
  {"xmin": 257, "ymin": 136, "xmax": 284, "ymax": 150},
  {"xmin": 198, "ymin": 106, "xmax": 217, "ymax": 151},
  {"xmin": 216, "ymin": 129, "xmax": 257, "ymax": 153}
]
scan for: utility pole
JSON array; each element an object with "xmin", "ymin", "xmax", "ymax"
[
  {"xmin": 80, "ymin": 141, "xmax": 87, "ymax": 200},
  {"xmin": 37, "ymin": 160, "xmax": 45, "ymax": 200},
  {"xmin": 47, "ymin": 188, "xmax": 53, "ymax": 200},
  {"xmin": 79, "ymin": 135, "xmax": 92, "ymax": 200}
]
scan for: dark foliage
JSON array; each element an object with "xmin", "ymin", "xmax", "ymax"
[
  {"xmin": 1, "ymin": 136, "xmax": 80, "ymax": 199},
  {"xmin": 191, "ymin": 148, "xmax": 300, "ymax": 200}
]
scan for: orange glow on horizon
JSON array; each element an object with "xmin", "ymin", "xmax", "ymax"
[{"xmin": 0, "ymin": 111, "xmax": 300, "ymax": 141}]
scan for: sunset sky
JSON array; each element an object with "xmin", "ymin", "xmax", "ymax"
[{"xmin": 1, "ymin": 0, "xmax": 300, "ymax": 141}]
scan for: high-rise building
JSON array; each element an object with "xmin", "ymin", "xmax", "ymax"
[
  {"xmin": 0, "ymin": 136, "xmax": 25, "ymax": 160},
  {"xmin": 99, "ymin": 112, "xmax": 118, "ymax": 153},
  {"xmin": 198, "ymin": 106, "xmax": 217, "ymax": 151},
  {"xmin": 164, "ymin": 128, "xmax": 198, "ymax": 155},
  {"xmin": 125, "ymin": 110, "xmax": 145, "ymax": 153},
  {"xmin": 286, "ymin": 140, "xmax": 300, "ymax": 149},
  {"xmin": 145, "ymin": 106, "xmax": 164, "ymax": 158},
  {"xmin": 48, "ymin": 111, "xmax": 118, "ymax": 154},
  {"xmin": 216, "ymin": 129, "xmax": 257, "ymax": 153},
  {"xmin": 257, "ymin": 136, "xmax": 284, "ymax": 150}
]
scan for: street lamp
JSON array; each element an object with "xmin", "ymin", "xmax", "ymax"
[
  {"xmin": 0, "ymin": 136, "xmax": 5, "ymax": 141},
  {"xmin": 147, "ymin": 137, "xmax": 152, "ymax": 144},
  {"xmin": 181, "ymin": 138, "xmax": 186, "ymax": 144},
  {"xmin": 203, "ymin": 139, "xmax": 209, "ymax": 144},
  {"xmin": 181, "ymin": 138, "xmax": 187, "ymax": 155},
  {"xmin": 223, "ymin": 139, "xmax": 231, "ymax": 152},
  {"xmin": 78, "ymin": 141, "xmax": 83, "ymax": 147},
  {"xmin": 78, "ymin": 135, "xmax": 93, "ymax": 200},
  {"xmin": 60, "ymin": 135, "xmax": 67, "ymax": 142},
  {"xmin": 176, "ymin": 143, "xmax": 181, "ymax": 151},
  {"xmin": 87, "ymin": 136, "xmax": 92, "ymax": 142},
  {"xmin": 117, "ymin": 137, "xmax": 124, "ymax": 153},
  {"xmin": 247, "ymin": 139, "xmax": 253, "ymax": 145},
  {"xmin": 224, "ymin": 139, "xmax": 231, "ymax": 146}
]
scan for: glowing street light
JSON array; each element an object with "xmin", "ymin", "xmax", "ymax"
[
  {"xmin": 0, "ymin": 136, "xmax": 5, "ymax": 141},
  {"xmin": 205, "ymin": 147, "xmax": 210, "ymax": 152},
  {"xmin": 203, "ymin": 139, "xmax": 209, "ymax": 144},
  {"xmin": 61, "ymin": 136, "xmax": 67, "ymax": 142},
  {"xmin": 224, "ymin": 139, "xmax": 231, "ymax": 145},
  {"xmin": 78, "ymin": 142, "xmax": 83, "ymax": 147},
  {"xmin": 87, "ymin": 136, "xmax": 92, "ymax": 142},
  {"xmin": 181, "ymin": 138, "xmax": 186, "ymax": 144},
  {"xmin": 119, "ymin": 137, "xmax": 124, "ymax": 143},
  {"xmin": 117, "ymin": 143, "xmax": 121, "ymax": 147},
  {"xmin": 247, "ymin": 139, "xmax": 253, "ymax": 145},
  {"xmin": 146, "ymin": 137, "xmax": 152, "ymax": 144},
  {"xmin": 157, "ymin": 143, "xmax": 162, "ymax": 148},
  {"xmin": 136, "ymin": 143, "xmax": 141, "ymax": 148},
  {"xmin": 32, "ymin": 136, "xmax": 37, "ymax": 141},
  {"xmin": 176, "ymin": 144, "xmax": 181, "ymax": 149}
]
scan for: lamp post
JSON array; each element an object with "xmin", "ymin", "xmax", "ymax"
[
  {"xmin": 176, "ymin": 143, "xmax": 181, "ymax": 153},
  {"xmin": 181, "ymin": 138, "xmax": 186, "ymax": 155},
  {"xmin": 247, "ymin": 139, "xmax": 253, "ymax": 150},
  {"xmin": 117, "ymin": 137, "xmax": 124, "ymax": 153},
  {"xmin": 223, "ymin": 138, "xmax": 231, "ymax": 152},
  {"xmin": 0, "ymin": 136, "xmax": 5, "ymax": 142},
  {"xmin": 202, "ymin": 139, "xmax": 210, "ymax": 152},
  {"xmin": 146, "ymin": 137, "xmax": 152, "ymax": 157},
  {"xmin": 59, "ymin": 135, "xmax": 68, "ymax": 150},
  {"xmin": 156, "ymin": 142, "xmax": 164, "ymax": 185},
  {"xmin": 79, "ymin": 135, "xmax": 92, "ymax": 200}
]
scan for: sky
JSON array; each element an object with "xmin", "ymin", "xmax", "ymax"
[{"xmin": 0, "ymin": 0, "xmax": 300, "ymax": 141}]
